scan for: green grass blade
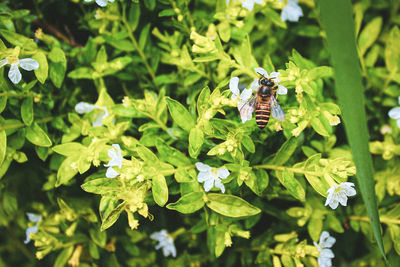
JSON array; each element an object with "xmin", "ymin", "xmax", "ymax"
[{"xmin": 319, "ymin": 0, "xmax": 389, "ymax": 264}]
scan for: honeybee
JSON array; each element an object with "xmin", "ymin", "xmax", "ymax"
[{"xmin": 239, "ymin": 72, "xmax": 285, "ymax": 129}]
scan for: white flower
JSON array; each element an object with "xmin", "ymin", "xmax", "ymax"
[
  {"xmin": 196, "ymin": 162, "xmax": 230, "ymax": 193},
  {"xmin": 388, "ymin": 97, "xmax": 400, "ymax": 128},
  {"xmin": 75, "ymin": 102, "xmax": 109, "ymax": 127},
  {"xmin": 0, "ymin": 57, "xmax": 39, "ymax": 84},
  {"xmin": 313, "ymin": 231, "xmax": 336, "ymax": 267},
  {"xmin": 229, "ymin": 76, "xmax": 253, "ymax": 110},
  {"xmin": 104, "ymin": 144, "xmax": 123, "ymax": 178},
  {"xmin": 254, "ymin": 67, "xmax": 288, "ymax": 95},
  {"xmin": 150, "ymin": 230, "xmax": 177, "ymax": 257},
  {"xmin": 24, "ymin": 213, "xmax": 42, "ymax": 244},
  {"xmin": 325, "ymin": 182, "xmax": 357, "ymax": 209},
  {"xmin": 84, "ymin": 0, "xmax": 115, "ymax": 7},
  {"xmin": 281, "ymin": 0, "xmax": 303, "ymax": 22},
  {"xmin": 241, "ymin": 0, "xmax": 263, "ymax": 11}
]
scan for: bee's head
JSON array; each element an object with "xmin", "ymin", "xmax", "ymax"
[{"xmin": 260, "ymin": 78, "xmax": 274, "ymax": 87}]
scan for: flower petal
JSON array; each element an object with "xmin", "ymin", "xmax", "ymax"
[
  {"xmin": 195, "ymin": 162, "xmax": 212, "ymax": 172},
  {"xmin": 277, "ymin": 84, "xmax": 288, "ymax": 95},
  {"xmin": 388, "ymin": 107, "xmax": 400, "ymax": 119},
  {"xmin": 254, "ymin": 67, "xmax": 268, "ymax": 77},
  {"xmin": 203, "ymin": 178, "xmax": 214, "ymax": 192},
  {"xmin": 0, "ymin": 58, "xmax": 8, "ymax": 68},
  {"xmin": 19, "ymin": 58, "xmax": 39, "ymax": 71},
  {"xmin": 214, "ymin": 178, "xmax": 225, "ymax": 193},
  {"xmin": 8, "ymin": 63, "xmax": 22, "ymax": 84},
  {"xmin": 75, "ymin": 102, "xmax": 96, "ymax": 114},
  {"xmin": 27, "ymin": 213, "xmax": 42, "ymax": 222},
  {"xmin": 197, "ymin": 171, "xmax": 210, "ymax": 183},
  {"xmin": 106, "ymin": 167, "xmax": 120, "ymax": 178},
  {"xmin": 240, "ymin": 88, "xmax": 253, "ymax": 102},
  {"xmin": 24, "ymin": 225, "xmax": 38, "ymax": 244},
  {"xmin": 250, "ymin": 79, "xmax": 259, "ymax": 90},
  {"xmin": 229, "ymin": 77, "xmax": 240, "ymax": 97},
  {"xmin": 217, "ymin": 168, "xmax": 230, "ymax": 179},
  {"xmin": 95, "ymin": 0, "xmax": 108, "ymax": 6}
]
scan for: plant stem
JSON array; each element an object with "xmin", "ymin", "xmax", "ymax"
[
  {"xmin": 121, "ymin": 10, "xmax": 156, "ymax": 84},
  {"xmin": 0, "ymin": 115, "xmax": 65, "ymax": 131}
]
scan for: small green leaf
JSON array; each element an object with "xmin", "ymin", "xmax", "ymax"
[
  {"xmin": 21, "ymin": 97, "xmax": 33, "ymax": 126},
  {"xmin": 48, "ymin": 47, "xmax": 67, "ymax": 88},
  {"xmin": 52, "ymin": 142, "xmax": 86, "ymax": 157},
  {"xmin": 128, "ymin": 3, "xmax": 140, "ymax": 31},
  {"xmin": 26, "ymin": 122, "xmax": 52, "ymax": 147},
  {"xmin": 217, "ymin": 21, "xmax": 231, "ymax": 42},
  {"xmin": 135, "ymin": 145, "xmax": 158, "ymax": 162},
  {"xmin": 310, "ymin": 116, "xmax": 331, "ymax": 137},
  {"xmin": 272, "ymin": 137, "xmax": 298, "ymax": 165},
  {"xmin": 166, "ymin": 192, "xmax": 205, "ymax": 213},
  {"xmin": 241, "ymin": 135, "xmax": 255, "ymax": 153},
  {"xmin": 56, "ymin": 155, "xmax": 79, "ymax": 187},
  {"xmin": 165, "ymin": 97, "xmax": 195, "ymax": 132},
  {"xmin": 81, "ymin": 178, "xmax": 122, "ymax": 195},
  {"xmin": 101, "ymin": 202, "xmax": 126, "ymax": 231},
  {"xmin": 54, "ymin": 247, "xmax": 74, "ymax": 267},
  {"xmin": 152, "ymin": 174, "xmax": 168, "ymax": 206},
  {"xmin": 68, "ymin": 67, "xmax": 94, "ymax": 79},
  {"xmin": 156, "ymin": 139, "xmax": 191, "ymax": 167},
  {"xmin": 385, "ymin": 26, "xmax": 400, "ymax": 72},
  {"xmin": 275, "ymin": 169, "xmax": 305, "ymax": 201},
  {"xmin": 189, "ymin": 127, "xmax": 204, "ymax": 158},
  {"xmin": 358, "ymin": 17, "xmax": 382, "ymax": 57},
  {"xmin": 158, "ymin": 9, "xmax": 175, "ymax": 17},
  {"xmin": 0, "ymin": 96, "xmax": 7, "ymax": 113},
  {"xmin": 206, "ymin": 193, "xmax": 261, "ymax": 217},
  {"xmin": 197, "ymin": 86, "xmax": 211, "ymax": 117},
  {"xmin": 0, "ymin": 130, "xmax": 6, "ymax": 167},
  {"xmin": 89, "ymin": 228, "xmax": 107, "ymax": 248},
  {"xmin": 32, "ymin": 51, "xmax": 48, "ymax": 84}
]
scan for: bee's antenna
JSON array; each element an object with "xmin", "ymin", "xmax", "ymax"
[{"xmin": 257, "ymin": 71, "xmax": 266, "ymax": 78}]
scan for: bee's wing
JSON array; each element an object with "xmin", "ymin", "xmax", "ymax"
[
  {"xmin": 270, "ymin": 95, "xmax": 285, "ymax": 121},
  {"xmin": 239, "ymin": 95, "xmax": 257, "ymax": 123}
]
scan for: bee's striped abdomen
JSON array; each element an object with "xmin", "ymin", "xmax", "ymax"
[{"xmin": 255, "ymin": 96, "xmax": 271, "ymax": 129}]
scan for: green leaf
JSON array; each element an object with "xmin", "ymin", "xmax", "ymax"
[
  {"xmin": 206, "ymin": 193, "xmax": 261, "ymax": 217},
  {"xmin": 197, "ymin": 86, "xmax": 211, "ymax": 117},
  {"xmin": 135, "ymin": 145, "xmax": 158, "ymax": 162},
  {"xmin": 101, "ymin": 202, "xmax": 126, "ymax": 231},
  {"xmin": 275, "ymin": 169, "xmax": 305, "ymax": 201},
  {"xmin": 0, "ymin": 29, "xmax": 37, "ymax": 49},
  {"xmin": 89, "ymin": 228, "xmax": 107, "ymax": 248},
  {"xmin": 156, "ymin": 138, "xmax": 191, "ymax": 167},
  {"xmin": 241, "ymin": 135, "xmax": 255, "ymax": 153},
  {"xmin": 0, "ymin": 96, "xmax": 7, "ymax": 113},
  {"xmin": 357, "ymin": 17, "xmax": 382, "ymax": 57},
  {"xmin": 272, "ymin": 137, "xmax": 298, "ymax": 165},
  {"xmin": 52, "ymin": 142, "xmax": 86, "ymax": 157},
  {"xmin": 189, "ymin": 127, "xmax": 204, "ymax": 158},
  {"xmin": 68, "ymin": 67, "xmax": 94, "ymax": 79},
  {"xmin": 165, "ymin": 97, "xmax": 195, "ymax": 132},
  {"xmin": 21, "ymin": 97, "xmax": 33, "ymax": 126},
  {"xmin": 139, "ymin": 23, "xmax": 151, "ymax": 50},
  {"xmin": 310, "ymin": 116, "xmax": 331, "ymax": 137},
  {"xmin": 152, "ymin": 174, "xmax": 168, "ymax": 206},
  {"xmin": 166, "ymin": 192, "xmax": 205, "ymax": 213},
  {"xmin": 56, "ymin": 155, "xmax": 79, "ymax": 187},
  {"xmin": 320, "ymin": 0, "xmax": 388, "ymax": 263},
  {"xmin": 48, "ymin": 47, "xmax": 67, "ymax": 88},
  {"xmin": 144, "ymin": 0, "xmax": 156, "ymax": 10},
  {"xmin": 217, "ymin": 21, "xmax": 231, "ymax": 42},
  {"xmin": 158, "ymin": 9, "xmax": 175, "ymax": 17},
  {"xmin": 128, "ymin": 3, "xmax": 140, "ymax": 31},
  {"xmin": 32, "ymin": 51, "xmax": 48, "ymax": 84},
  {"xmin": 26, "ymin": 122, "xmax": 52, "ymax": 147},
  {"xmin": 0, "ymin": 130, "xmax": 6, "ymax": 167},
  {"xmin": 54, "ymin": 247, "xmax": 74, "ymax": 267},
  {"xmin": 385, "ymin": 27, "xmax": 400, "ymax": 72},
  {"xmin": 81, "ymin": 178, "xmax": 122, "ymax": 195}
]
